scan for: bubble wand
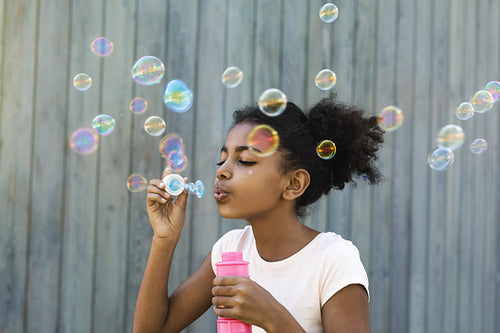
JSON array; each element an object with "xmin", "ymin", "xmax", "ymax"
[{"xmin": 162, "ymin": 173, "xmax": 205, "ymax": 198}]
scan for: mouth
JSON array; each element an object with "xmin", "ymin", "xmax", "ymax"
[{"xmin": 214, "ymin": 184, "xmax": 230, "ymax": 201}]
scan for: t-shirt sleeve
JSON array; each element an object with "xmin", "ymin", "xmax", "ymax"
[
  {"xmin": 320, "ymin": 240, "xmax": 370, "ymax": 307},
  {"xmin": 211, "ymin": 228, "xmax": 245, "ymax": 275}
]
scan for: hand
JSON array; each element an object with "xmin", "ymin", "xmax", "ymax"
[
  {"xmin": 146, "ymin": 167, "xmax": 189, "ymax": 239},
  {"xmin": 212, "ymin": 276, "xmax": 283, "ymax": 330}
]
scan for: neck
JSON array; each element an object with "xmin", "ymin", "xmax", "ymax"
[{"xmin": 246, "ymin": 208, "xmax": 319, "ymax": 262}]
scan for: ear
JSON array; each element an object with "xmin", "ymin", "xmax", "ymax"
[{"xmin": 282, "ymin": 169, "xmax": 310, "ymax": 201}]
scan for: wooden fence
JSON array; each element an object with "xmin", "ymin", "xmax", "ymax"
[{"xmin": 0, "ymin": 0, "xmax": 498, "ymax": 332}]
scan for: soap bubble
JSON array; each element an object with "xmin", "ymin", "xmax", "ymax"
[
  {"xmin": 222, "ymin": 66, "xmax": 244, "ymax": 88},
  {"xmin": 470, "ymin": 90, "xmax": 494, "ymax": 113},
  {"xmin": 130, "ymin": 97, "xmax": 148, "ymax": 114},
  {"xmin": 131, "ymin": 56, "xmax": 165, "ymax": 85},
  {"xmin": 247, "ymin": 124, "xmax": 279, "ymax": 157},
  {"xmin": 469, "ymin": 138, "xmax": 488, "ymax": 154},
  {"xmin": 455, "ymin": 102, "xmax": 474, "ymax": 120},
  {"xmin": 90, "ymin": 37, "xmax": 113, "ymax": 56},
  {"xmin": 319, "ymin": 3, "xmax": 339, "ymax": 23},
  {"xmin": 428, "ymin": 147, "xmax": 454, "ymax": 171},
  {"xmin": 377, "ymin": 106, "xmax": 404, "ymax": 131},
  {"xmin": 163, "ymin": 79, "xmax": 193, "ymax": 113},
  {"xmin": 436, "ymin": 124, "xmax": 465, "ymax": 151},
  {"xmin": 316, "ymin": 140, "xmax": 336, "ymax": 160},
  {"xmin": 127, "ymin": 173, "xmax": 147, "ymax": 192},
  {"xmin": 144, "ymin": 116, "xmax": 166, "ymax": 137},
  {"xmin": 73, "ymin": 73, "xmax": 92, "ymax": 91},
  {"xmin": 314, "ymin": 69, "xmax": 337, "ymax": 90},
  {"xmin": 159, "ymin": 133, "xmax": 185, "ymax": 158},
  {"xmin": 484, "ymin": 81, "xmax": 500, "ymax": 102},
  {"xmin": 70, "ymin": 128, "xmax": 99, "ymax": 154},
  {"xmin": 258, "ymin": 88, "xmax": 287, "ymax": 117},
  {"xmin": 167, "ymin": 150, "xmax": 188, "ymax": 172},
  {"xmin": 92, "ymin": 114, "xmax": 115, "ymax": 136}
]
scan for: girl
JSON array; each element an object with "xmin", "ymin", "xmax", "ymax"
[{"xmin": 134, "ymin": 97, "xmax": 384, "ymax": 333}]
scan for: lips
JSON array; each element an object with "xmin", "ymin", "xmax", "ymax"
[{"xmin": 214, "ymin": 183, "xmax": 230, "ymax": 201}]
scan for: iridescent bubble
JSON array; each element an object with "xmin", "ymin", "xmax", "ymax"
[
  {"xmin": 455, "ymin": 102, "xmax": 474, "ymax": 120},
  {"xmin": 247, "ymin": 124, "xmax": 279, "ymax": 157},
  {"xmin": 127, "ymin": 173, "xmax": 147, "ymax": 192},
  {"xmin": 73, "ymin": 73, "xmax": 92, "ymax": 91},
  {"xmin": 377, "ymin": 106, "xmax": 404, "ymax": 131},
  {"xmin": 144, "ymin": 116, "xmax": 166, "ymax": 137},
  {"xmin": 167, "ymin": 150, "xmax": 188, "ymax": 172},
  {"xmin": 484, "ymin": 81, "xmax": 500, "ymax": 102},
  {"xmin": 222, "ymin": 66, "xmax": 244, "ymax": 88},
  {"xmin": 92, "ymin": 114, "xmax": 115, "ymax": 136},
  {"xmin": 470, "ymin": 90, "xmax": 494, "ymax": 113},
  {"xmin": 469, "ymin": 138, "xmax": 488, "ymax": 154},
  {"xmin": 131, "ymin": 56, "xmax": 165, "ymax": 85},
  {"xmin": 90, "ymin": 37, "xmax": 113, "ymax": 56},
  {"xmin": 436, "ymin": 124, "xmax": 465, "ymax": 151},
  {"xmin": 319, "ymin": 3, "xmax": 339, "ymax": 23},
  {"xmin": 427, "ymin": 147, "xmax": 454, "ymax": 171},
  {"xmin": 159, "ymin": 133, "xmax": 185, "ymax": 158},
  {"xmin": 258, "ymin": 88, "xmax": 287, "ymax": 117},
  {"xmin": 70, "ymin": 128, "xmax": 99, "ymax": 154},
  {"xmin": 314, "ymin": 69, "xmax": 337, "ymax": 91},
  {"xmin": 316, "ymin": 140, "xmax": 336, "ymax": 160},
  {"xmin": 163, "ymin": 79, "xmax": 193, "ymax": 113},
  {"xmin": 130, "ymin": 97, "xmax": 148, "ymax": 114}
]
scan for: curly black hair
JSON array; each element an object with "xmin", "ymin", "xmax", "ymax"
[{"xmin": 232, "ymin": 96, "xmax": 384, "ymax": 217}]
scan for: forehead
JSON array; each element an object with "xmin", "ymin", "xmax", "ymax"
[{"xmin": 224, "ymin": 123, "xmax": 256, "ymax": 146}]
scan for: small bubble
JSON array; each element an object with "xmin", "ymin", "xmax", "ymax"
[
  {"xmin": 163, "ymin": 79, "xmax": 193, "ymax": 113},
  {"xmin": 91, "ymin": 37, "xmax": 113, "ymax": 56},
  {"xmin": 484, "ymin": 81, "xmax": 500, "ymax": 102},
  {"xmin": 258, "ymin": 88, "xmax": 287, "ymax": 117},
  {"xmin": 130, "ymin": 97, "xmax": 148, "ymax": 114},
  {"xmin": 470, "ymin": 90, "xmax": 494, "ymax": 113},
  {"xmin": 427, "ymin": 147, "xmax": 454, "ymax": 171},
  {"xmin": 131, "ymin": 56, "xmax": 165, "ymax": 85},
  {"xmin": 159, "ymin": 133, "xmax": 185, "ymax": 159},
  {"xmin": 436, "ymin": 124, "xmax": 464, "ymax": 151},
  {"xmin": 92, "ymin": 114, "xmax": 115, "ymax": 136},
  {"xmin": 319, "ymin": 3, "xmax": 339, "ymax": 23},
  {"xmin": 377, "ymin": 106, "xmax": 404, "ymax": 131},
  {"xmin": 167, "ymin": 150, "xmax": 188, "ymax": 172},
  {"xmin": 222, "ymin": 66, "xmax": 244, "ymax": 88},
  {"xmin": 316, "ymin": 140, "xmax": 336, "ymax": 160},
  {"xmin": 127, "ymin": 174, "xmax": 147, "ymax": 192},
  {"xmin": 144, "ymin": 116, "xmax": 166, "ymax": 137},
  {"xmin": 469, "ymin": 138, "xmax": 488, "ymax": 154},
  {"xmin": 247, "ymin": 124, "xmax": 279, "ymax": 157},
  {"xmin": 73, "ymin": 73, "xmax": 92, "ymax": 91},
  {"xmin": 314, "ymin": 69, "xmax": 337, "ymax": 91},
  {"xmin": 455, "ymin": 102, "xmax": 474, "ymax": 120},
  {"xmin": 70, "ymin": 128, "xmax": 99, "ymax": 154}
]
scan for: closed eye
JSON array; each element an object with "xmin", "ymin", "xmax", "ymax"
[
  {"xmin": 239, "ymin": 161, "xmax": 256, "ymax": 166},
  {"xmin": 216, "ymin": 161, "xmax": 225, "ymax": 166}
]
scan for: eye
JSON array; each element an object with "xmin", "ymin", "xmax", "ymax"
[
  {"xmin": 216, "ymin": 161, "xmax": 225, "ymax": 166},
  {"xmin": 239, "ymin": 161, "xmax": 256, "ymax": 166}
]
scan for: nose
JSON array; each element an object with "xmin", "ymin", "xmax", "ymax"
[{"xmin": 216, "ymin": 163, "xmax": 231, "ymax": 180}]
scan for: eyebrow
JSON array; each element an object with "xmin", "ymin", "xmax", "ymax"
[{"xmin": 220, "ymin": 145, "xmax": 251, "ymax": 153}]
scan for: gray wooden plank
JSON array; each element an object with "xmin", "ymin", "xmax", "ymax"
[
  {"xmin": 407, "ymin": 0, "xmax": 433, "ymax": 330},
  {"xmin": 220, "ymin": 0, "xmax": 255, "ymax": 236},
  {"xmin": 369, "ymin": 0, "xmax": 397, "ymax": 331},
  {"xmin": 0, "ymin": 0, "xmax": 37, "ymax": 332},
  {"xmin": 124, "ymin": 0, "xmax": 169, "ymax": 331},
  {"xmin": 349, "ymin": 0, "xmax": 377, "ymax": 289},
  {"xmin": 92, "ymin": 0, "xmax": 137, "ymax": 331},
  {"xmin": 390, "ymin": 0, "xmax": 414, "ymax": 331},
  {"xmin": 25, "ymin": 0, "xmax": 71, "ymax": 331},
  {"xmin": 188, "ymin": 1, "xmax": 227, "ymax": 331},
  {"xmin": 58, "ymin": 0, "xmax": 104, "ymax": 330}
]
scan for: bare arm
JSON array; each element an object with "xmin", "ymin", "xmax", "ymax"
[{"xmin": 321, "ymin": 284, "xmax": 370, "ymax": 333}]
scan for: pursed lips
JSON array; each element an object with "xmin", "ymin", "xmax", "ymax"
[{"xmin": 213, "ymin": 183, "xmax": 230, "ymax": 201}]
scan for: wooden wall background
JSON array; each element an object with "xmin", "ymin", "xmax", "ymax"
[{"xmin": 0, "ymin": 0, "xmax": 498, "ymax": 332}]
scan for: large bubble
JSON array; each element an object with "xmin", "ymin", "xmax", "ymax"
[
  {"xmin": 484, "ymin": 81, "xmax": 500, "ymax": 102},
  {"xmin": 258, "ymin": 88, "xmax": 287, "ymax": 117},
  {"xmin": 144, "ymin": 116, "xmax": 166, "ymax": 137},
  {"xmin": 377, "ymin": 106, "xmax": 404, "ymax": 131},
  {"xmin": 316, "ymin": 140, "xmax": 336, "ymax": 160},
  {"xmin": 470, "ymin": 90, "xmax": 494, "ymax": 113},
  {"xmin": 436, "ymin": 124, "xmax": 464, "ymax": 151},
  {"xmin": 163, "ymin": 79, "xmax": 193, "ymax": 113},
  {"xmin": 127, "ymin": 174, "xmax": 148, "ymax": 192},
  {"xmin": 70, "ymin": 128, "xmax": 99, "ymax": 154},
  {"xmin": 427, "ymin": 147, "xmax": 454, "ymax": 171},
  {"xmin": 92, "ymin": 114, "xmax": 115, "ymax": 136},
  {"xmin": 469, "ymin": 138, "xmax": 488, "ymax": 154},
  {"xmin": 131, "ymin": 56, "xmax": 165, "ymax": 85},
  {"xmin": 247, "ymin": 124, "xmax": 279, "ymax": 157},
  {"xmin": 455, "ymin": 102, "xmax": 474, "ymax": 120},
  {"xmin": 319, "ymin": 3, "xmax": 339, "ymax": 23}
]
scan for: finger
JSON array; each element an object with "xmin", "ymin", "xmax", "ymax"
[
  {"xmin": 213, "ymin": 276, "xmax": 246, "ymax": 286},
  {"xmin": 212, "ymin": 285, "xmax": 237, "ymax": 297},
  {"xmin": 147, "ymin": 192, "xmax": 168, "ymax": 204},
  {"xmin": 174, "ymin": 180, "xmax": 189, "ymax": 209},
  {"xmin": 161, "ymin": 167, "xmax": 172, "ymax": 179},
  {"xmin": 149, "ymin": 178, "xmax": 166, "ymax": 190}
]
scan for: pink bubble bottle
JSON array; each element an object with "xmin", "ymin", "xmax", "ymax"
[{"xmin": 216, "ymin": 252, "xmax": 252, "ymax": 333}]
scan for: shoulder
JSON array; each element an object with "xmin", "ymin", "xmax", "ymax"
[{"xmin": 211, "ymin": 226, "xmax": 253, "ymax": 272}]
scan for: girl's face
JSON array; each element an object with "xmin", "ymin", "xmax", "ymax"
[{"xmin": 214, "ymin": 122, "xmax": 291, "ymax": 220}]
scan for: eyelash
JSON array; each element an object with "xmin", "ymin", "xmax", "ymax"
[{"xmin": 216, "ymin": 160, "xmax": 256, "ymax": 166}]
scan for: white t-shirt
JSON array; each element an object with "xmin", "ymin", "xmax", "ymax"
[{"xmin": 211, "ymin": 226, "xmax": 369, "ymax": 333}]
